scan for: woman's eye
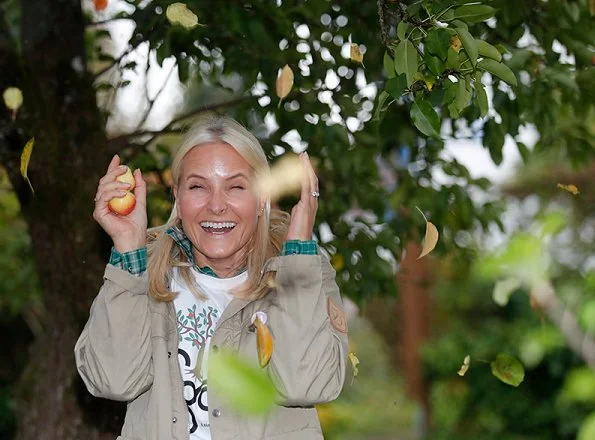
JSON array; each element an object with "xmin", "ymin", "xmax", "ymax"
[
  {"xmin": 189, "ymin": 185, "xmax": 204, "ymax": 190},
  {"xmin": 231, "ymin": 185, "xmax": 245, "ymax": 190}
]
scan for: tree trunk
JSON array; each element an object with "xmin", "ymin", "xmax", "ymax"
[{"xmin": 0, "ymin": 1, "xmax": 125, "ymax": 438}]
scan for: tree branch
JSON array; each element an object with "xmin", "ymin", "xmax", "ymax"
[
  {"xmin": 532, "ymin": 281, "xmax": 595, "ymax": 370},
  {"xmin": 135, "ymin": 60, "xmax": 177, "ymax": 131},
  {"xmin": 107, "ymin": 95, "xmax": 256, "ymax": 155},
  {"xmin": 86, "ymin": 17, "xmax": 131, "ymax": 27}
]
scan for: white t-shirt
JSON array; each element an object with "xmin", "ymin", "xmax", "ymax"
[{"xmin": 172, "ymin": 268, "xmax": 248, "ymax": 439}]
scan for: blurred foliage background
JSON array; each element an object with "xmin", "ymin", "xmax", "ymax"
[{"xmin": 0, "ymin": 0, "xmax": 594, "ymax": 439}]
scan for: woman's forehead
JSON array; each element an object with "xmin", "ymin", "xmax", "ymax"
[{"xmin": 181, "ymin": 142, "xmax": 252, "ymax": 178}]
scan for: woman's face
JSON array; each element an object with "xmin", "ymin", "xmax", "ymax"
[{"xmin": 174, "ymin": 142, "xmax": 262, "ymax": 274}]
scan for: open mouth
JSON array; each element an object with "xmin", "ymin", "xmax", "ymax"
[{"xmin": 200, "ymin": 221, "xmax": 237, "ymax": 235}]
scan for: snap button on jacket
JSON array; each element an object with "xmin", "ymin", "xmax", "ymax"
[{"xmin": 75, "ymin": 254, "xmax": 348, "ymax": 440}]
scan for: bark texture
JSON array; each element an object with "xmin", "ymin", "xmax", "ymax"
[{"xmin": 0, "ymin": 1, "xmax": 125, "ymax": 438}]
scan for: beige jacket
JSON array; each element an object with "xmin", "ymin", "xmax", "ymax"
[{"xmin": 75, "ymin": 254, "xmax": 348, "ymax": 440}]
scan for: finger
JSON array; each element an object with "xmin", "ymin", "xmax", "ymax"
[
  {"xmin": 133, "ymin": 169, "xmax": 147, "ymax": 207},
  {"xmin": 96, "ymin": 189, "xmax": 129, "ymax": 205},
  {"xmin": 304, "ymin": 152, "xmax": 318, "ymax": 193},
  {"xmin": 107, "ymin": 154, "xmax": 121, "ymax": 173},
  {"xmin": 299, "ymin": 153, "xmax": 311, "ymax": 203},
  {"xmin": 96, "ymin": 181, "xmax": 132, "ymax": 198},
  {"xmin": 99, "ymin": 165, "xmax": 129, "ymax": 185}
]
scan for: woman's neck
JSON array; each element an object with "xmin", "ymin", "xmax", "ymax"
[{"xmin": 193, "ymin": 249, "xmax": 247, "ymax": 278}]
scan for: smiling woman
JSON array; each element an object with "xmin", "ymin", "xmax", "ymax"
[{"xmin": 75, "ymin": 115, "xmax": 348, "ymax": 440}]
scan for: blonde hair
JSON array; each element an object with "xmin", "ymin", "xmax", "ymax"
[{"xmin": 147, "ymin": 115, "xmax": 289, "ymax": 302}]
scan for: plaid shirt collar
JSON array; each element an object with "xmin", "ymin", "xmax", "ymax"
[{"xmin": 165, "ymin": 225, "xmax": 219, "ymax": 278}]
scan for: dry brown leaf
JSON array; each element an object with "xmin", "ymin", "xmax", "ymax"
[
  {"xmin": 350, "ymin": 43, "xmax": 364, "ymax": 64},
  {"xmin": 416, "ymin": 207, "xmax": 438, "ymax": 259},
  {"xmin": 255, "ymin": 154, "xmax": 305, "ymax": 202},
  {"xmin": 275, "ymin": 65, "xmax": 294, "ymax": 101},
  {"xmin": 457, "ymin": 355, "xmax": 471, "ymax": 376},
  {"xmin": 557, "ymin": 183, "xmax": 579, "ymax": 195},
  {"xmin": 20, "ymin": 137, "xmax": 35, "ymax": 194}
]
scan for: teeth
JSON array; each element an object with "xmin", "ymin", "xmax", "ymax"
[{"xmin": 200, "ymin": 221, "xmax": 236, "ymax": 229}]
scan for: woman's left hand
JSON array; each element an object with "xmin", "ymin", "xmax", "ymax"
[{"xmin": 286, "ymin": 152, "xmax": 319, "ymax": 241}]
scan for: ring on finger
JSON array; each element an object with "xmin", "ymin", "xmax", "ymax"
[{"xmin": 311, "ymin": 191, "xmax": 320, "ymax": 198}]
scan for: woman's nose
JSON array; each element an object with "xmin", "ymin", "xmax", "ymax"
[{"xmin": 207, "ymin": 190, "xmax": 227, "ymax": 214}]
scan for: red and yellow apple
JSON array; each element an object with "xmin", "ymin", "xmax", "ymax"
[{"xmin": 108, "ymin": 166, "xmax": 136, "ymax": 215}]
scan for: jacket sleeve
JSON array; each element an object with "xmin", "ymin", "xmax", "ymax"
[
  {"xmin": 74, "ymin": 264, "xmax": 154, "ymax": 401},
  {"xmin": 263, "ymin": 254, "xmax": 348, "ymax": 407}
]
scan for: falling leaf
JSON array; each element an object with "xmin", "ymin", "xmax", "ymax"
[
  {"xmin": 3, "ymin": 87, "xmax": 23, "ymax": 120},
  {"xmin": 348, "ymin": 352, "xmax": 360, "ymax": 385},
  {"xmin": 350, "ymin": 43, "xmax": 364, "ymax": 64},
  {"xmin": 209, "ymin": 350, "xmax": 277, "ymax": 415},
  {"xmin": 255, "ymin": 154, "xmax": 305, "ymax": 202},
  {"xmin": 166, "ymin": 3, "xmax": 201, "ymax": 29},
  {"xmin": 457, "ymin": 355, "xmax": 471, "ymax": 376},
  {"xmin": 416, "ymin": 206, "xmax": 439, "ymax": 259},
  {"xmin": 255, "ymin": 314, "xmax": 273, "ymax": 368},
  {"xmin": 94, "ymin": 0, "xmax": 108, "ymax": 11},
  {"xmin": 493, "ymin": 277, "xmax": 521, "ymax": 306},
  {"xmin": 20, "ymin": 137, "xmax": 35, "ymax": 194},
  {"xmin": 330, "ymin": 254, "xmax": 345, "ymax": 271},
  {"xmin": 491, "ymin": 353, "xmax": 525, "ymax": 387},
  {"xmin": 557, "ymin": 183, "xmax": 579, "ymax": 195},
  {"xmin": 275, "ymin": 64, "xmax": 294, "ymax": 103}
]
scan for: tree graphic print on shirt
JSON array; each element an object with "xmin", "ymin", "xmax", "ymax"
[{"xmin": 177, "ymin": 304, "xmax": 219, "ymax": 434}]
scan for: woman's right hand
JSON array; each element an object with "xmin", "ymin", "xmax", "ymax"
[{"xmin": 93, "ymin": 154, "xmax": 148, "ymax": 253}]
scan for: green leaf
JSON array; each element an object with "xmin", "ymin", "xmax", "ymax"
[
  {"xmin": 384, "ymin": 52, "xmax": 396, "ymax": 79},
  {"xmin": 454, "ymin": 77, "xmax": 472, "ymax": 113},
  {"xmin": 410, "ymin": 97, "xmax": 440, "ymax": 139},
  {"xmin": 373, "ymin": 90, "xmax": 392, "ymax": 122},
  {"xmin": 453, "ymin": 5, "xmax": 496, "ymax": 23},
  {"xmin": 456, "ymin": 28, "xmax": 477, "ymax": 67},
  {"xmin": 491, "ymin": 354, "xmax": 525, "ymax": 387},
  {"xmin": 177, "ymin": 56, "xmax": 190, "ymax": 83},
  {"xmin": 578, "ymin": 412, "xmax": 595, "ymax": 440},
  {"xmin": 209, "ymin": 350, "xmax": 277, "ymax": 415},
  {"xmin": 475, "ymin": 80, "xmax": 488, "ymax": 117},
  {"xmin": 478, "ymin": 58, "xmax": 518, "ymax": 86},
  {"xmin": 476, "ymin": 40, "xmax": 502, "ymax": 61},
  {"xmin": 425, "ymin": 28, "xmax": 450, "ymax": 61},
  {"xmin": 385, "ymin": 74, "xmax": 407, "ymax": 100},
  {"xmin": 516, "ymin": 141, "xmax": 530, "ymax": 163},
  {"xmin": 425, "ymin": 53, "xmax": 445, "ymax": 76},
  {"xmin": 492, "ymin": 278, "xmax": 521, "ymax": 306},
  {"xmin": 394, "ymin": 40, "xmax": 418, "ymax": 86},
  {"xmin": 397, "ymin": 21, "xmax": 409, "ymax": 41},
  {"xmin": 446, "ymin": 47, "xmax": 461, "ymax": 70},
  {"xmin": 484, "ymin": 119, "xmax": 505, "ymax": 165}
]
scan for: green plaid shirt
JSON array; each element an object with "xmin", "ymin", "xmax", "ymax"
[{"xmin": 109, "ymin": 225, "xmax": 317, "ymax": 277}]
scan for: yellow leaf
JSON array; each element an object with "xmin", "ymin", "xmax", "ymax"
[
  {"xmin": 3, "ymin": 87, "xmax": 23, "ymax": 119},
  {"xmin": 255, "ymin": 315, "xmax": 273, "ymax": 368},
  {"xmin": 457, "ymin": 355, "xmax": 471, "ymax": 376},
  {"xmin": 20, "ymin": 137, "xmax": 35, "ymax": 194},
  {"xmin": 330, "ymin": 254, "xmax": 344, "ymax": 271},
  {"xmin": 166, "ymin": 3, "xmax": 201, "ymax": 29},
  {"xmin": 557, "ymin": 183, "xmax": 579, "ymax": 195},
  {"xmin": 416, "ymin": 207, "xmax": 439, "ymax": 259},
  {"xmin": 348, "ymin": 352, "xmax": 360, "ymax": 385},
  {"xmin": 275, "ymin": 64, "xmax": 294, "ymax": 101},
  {"xmin": 450, "ymin": 35, "xmax": 462, "ymax": 52},
  {"xmin": 350, "ymin": 43, "xmax": 364, "ymax": 64},
  {"xmin": 255, "ymin": 154, "xmax": 305, "ymax": 202}
]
